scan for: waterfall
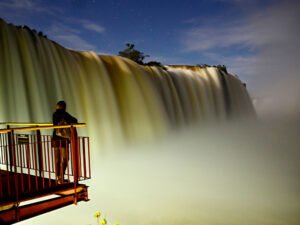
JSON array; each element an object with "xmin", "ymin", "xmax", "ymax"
[{"xmin": 0, "ymin": 18, "xmax": 255, "ymax": 150}]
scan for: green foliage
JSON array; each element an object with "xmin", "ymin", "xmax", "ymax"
[{"xmin": 118, "ymin": 43, "xmax": 149, "ymax": 65}]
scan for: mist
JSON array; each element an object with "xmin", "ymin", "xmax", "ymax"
[
  {"xmin": 89, "ymin": 119, "xmax": 300, "ymax": 225},
  {"xmin": 250, "ymin": 0, "xmax": 300, "ymax": 119},
  {"xmin": 17, "ymin": 116, "xmax": 300, "ymax": 225}
]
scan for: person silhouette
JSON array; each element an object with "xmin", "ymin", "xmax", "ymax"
[{"xmin": 52, "ymin": 100, "xmax": 77, "ymax": 184}]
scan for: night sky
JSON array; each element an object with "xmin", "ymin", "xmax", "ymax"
[
  {"xmin": 0, "ymin": 0, "xmax": 269, "ymax": 61},
  {"xmin": 2, "ymin": 0, "xmax": 299, "ymax": 98}
]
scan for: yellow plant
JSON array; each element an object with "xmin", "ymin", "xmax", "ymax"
[
  {"xmin": 100, "ymin": 218, "xmax": 107, "ymax": 225},
  {"xmin": 94, "ymin": 211, "xmax": 101, "ymax": 218},
  {"xmin": 90, "ymin": 211, "xmax": 119, "ymax": 225}
]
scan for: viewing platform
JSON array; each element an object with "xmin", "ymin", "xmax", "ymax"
[{"xmin": 0, "ymin": 123, "xmax": 91, "ymax": 224}]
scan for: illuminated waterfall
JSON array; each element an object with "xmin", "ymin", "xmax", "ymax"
[{"xmin": 0, "ymin": 18, "xmax": 255, "ymax": 149}]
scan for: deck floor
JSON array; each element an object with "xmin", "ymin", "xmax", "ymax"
[{"xmin": 0, "ymin": 169, "xmax": 74, "ymax": 206}]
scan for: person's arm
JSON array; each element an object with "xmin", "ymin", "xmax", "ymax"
[
  {"xmin": 65, "ymin": 112, "xmax": 78, "ymax": 124},
  {"xmin": 65, "ymin": 112, "xmax": 78, "ymax": 137}
]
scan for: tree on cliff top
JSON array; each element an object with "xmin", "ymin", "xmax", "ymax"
[{"xmin": 118, "ymin": 43, "xmax": 149, "ymax": 65}]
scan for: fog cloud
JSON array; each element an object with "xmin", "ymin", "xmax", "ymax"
[
  {"xmin": 183, "ymin": 1, "xmax": 300, "ymax": 118},
  {"xmin": 250, "ymin": 1, "xmax": 300, "ymax": 118},
  {"xmin": 19, "ymin": 119, "xmax": 300, "ymax": 225}
]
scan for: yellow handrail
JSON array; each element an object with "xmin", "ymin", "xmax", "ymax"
[{"xmin": 0, "ymin": 123, "xmax": 86, "ymax": 133}]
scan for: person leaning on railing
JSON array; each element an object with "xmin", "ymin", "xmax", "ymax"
[{"xmin": 51, "ymin": 100, "xmax": 77, "ymax": 184}]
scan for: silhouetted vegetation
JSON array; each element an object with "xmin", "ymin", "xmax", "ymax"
[
  {"xmin": 3, "ymin": 18, "xmax": 48, "ymax": 39},
  {"xmin": 196, "ymin": 64, "xmax": 210, "ymax": 68},
  {"xmin": 22, "ymin": 25, "xmax": 47, "ymax": 38},
  {"xmin": 118, "ymin": 43, "xmax": 167, "ymax": 69},
  {"xmin": 197, "ymin": 64, "xmax": 228, "ymax": 73},
  {"xmin": 145, "ymin": 61, "xmax": 167, "ymax": 70},
  {"xmin": 216, "ymin": 65, "xmax": 228, "ymax": 73},
  {"xmin": 118, "ymin": 43, "xmax": 149, "ymax": 65}
]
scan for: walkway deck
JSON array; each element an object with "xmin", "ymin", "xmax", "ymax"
[{"xmin": 0, "ymin": 123, "xmax": 91, "ymax": 224}]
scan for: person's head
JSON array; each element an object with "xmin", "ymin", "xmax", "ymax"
[{"xmin": 56, "ymin": 100, "xmax": 66, "ymax": 111}]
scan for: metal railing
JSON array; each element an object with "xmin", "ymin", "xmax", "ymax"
[{"xmin": 0, "ymin": 123, "xmax": 91, "ymax": 204}]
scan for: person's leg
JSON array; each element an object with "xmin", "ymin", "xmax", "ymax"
[
  {"xmin": 61, "ymin": 146, "xmax": 68, "ymax": 182},
  {"xmin": 54, "ymin": 147, "xmax": 61, "ymax": 182}
]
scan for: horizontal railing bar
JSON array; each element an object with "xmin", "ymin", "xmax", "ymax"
[
  {"xmin": 0, "ymin": 123, "xmax": 86, "ymax": 133},
  {"xmin": 0, "ymin": 122, "xmax": 53, "ymax": 127},
  {"xmin": 0, "ymin": 129, "xmax": 11, "ymax": 133}
]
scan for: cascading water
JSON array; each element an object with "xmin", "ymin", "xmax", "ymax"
[{"xmin": 0, "ymin": 18, "xmax": 255, "ymax": 150}]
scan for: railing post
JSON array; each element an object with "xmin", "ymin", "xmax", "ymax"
[
  {"xmin": 10, "ymin": 129, "xmax": 20, "ymax": 221},
  {"xmin": 7, "ymin": 125, "xmax": 13, "ymax": 172},
  {"xmin": 36, "ymin": 129, "xmax": 43, "ymax": 179},
  {"xmin": 70, "ymin": 125, "xmax": 78, "ymax": 204}
]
